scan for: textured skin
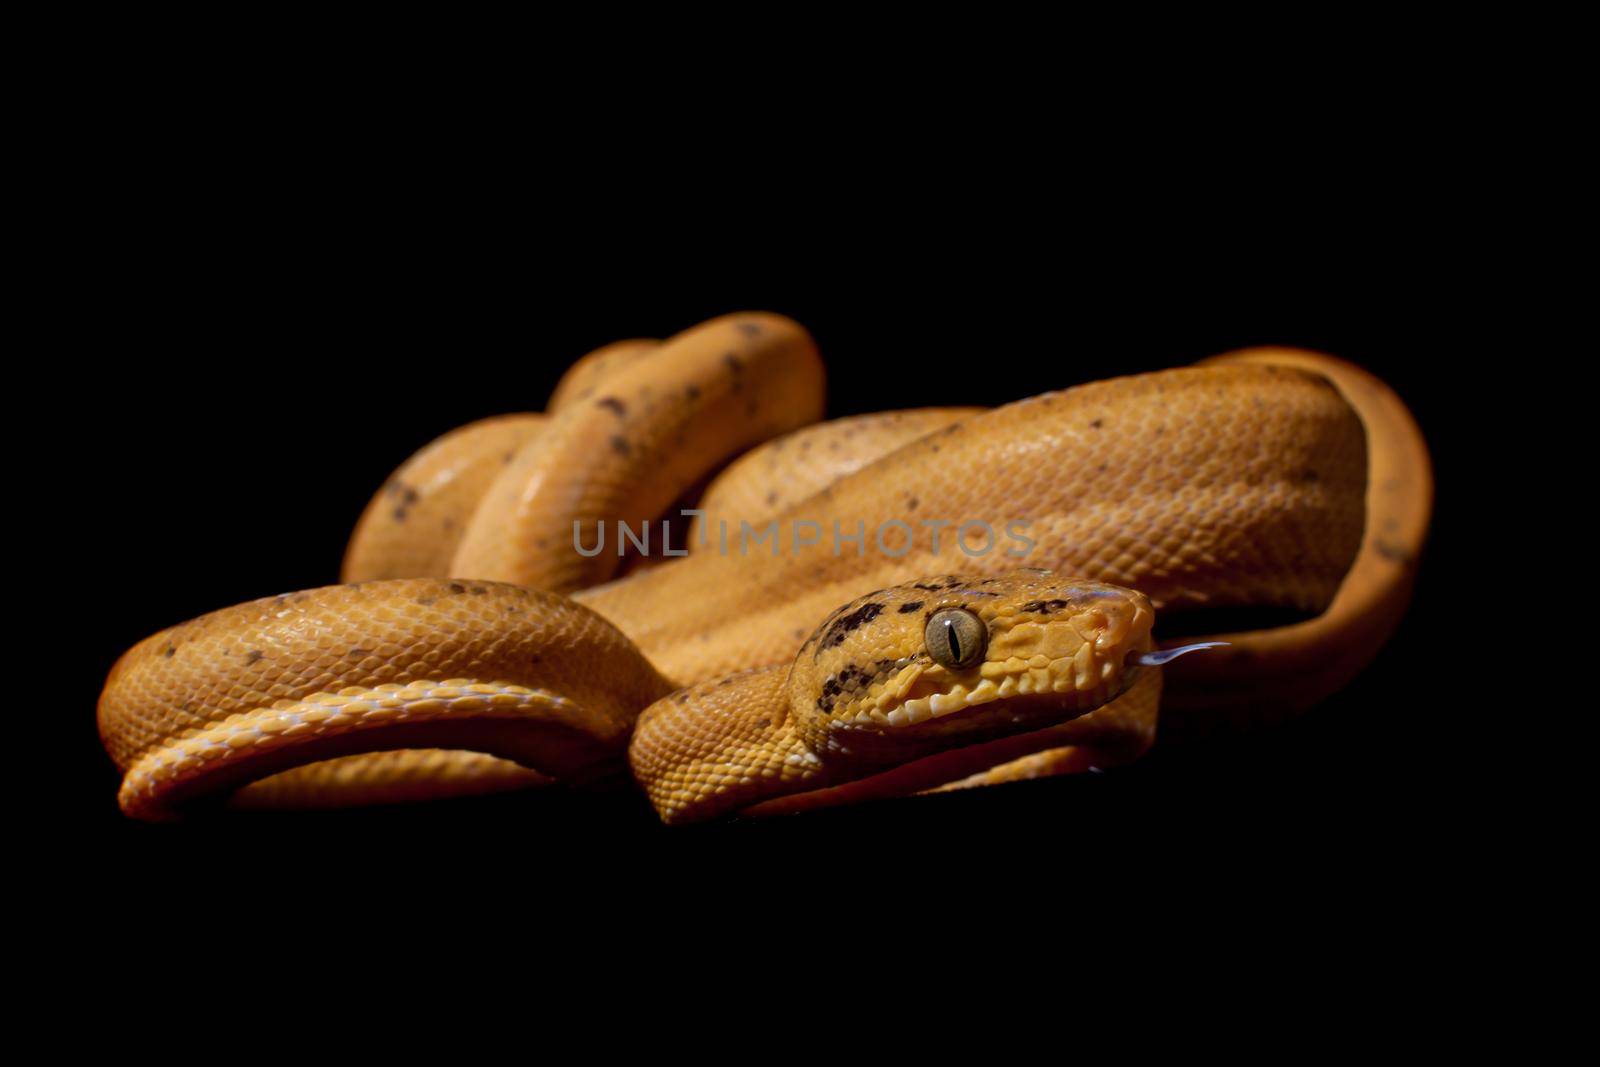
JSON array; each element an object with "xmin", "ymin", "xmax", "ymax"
[
  {"xmin": 450, "ymin": 312, "xmax": 825, "ymax": 591},
  {"xmin": 546, "ymin": 339, "xmax": 659, "ymax": 412},
  {"xmin": 340, "ymin": 339, "xmax": 663, "ymax": 585},
  {"xmin": 628, "ymin": 572, "xmax": 1157, "ymax": 823},
  {"xmin": 343, "ymin": 414, "xmax": 547, "ymax": 582},
  {"xmin": 331, "ymin": 340, "xmax": 666, "ymax": 796},
  {"xmin": 579, "ymin": 362, "xmax": 1369, "ymax": 691},
  {"xmin": 231, "ymin": 750, "xmax": 551, "ymax": 809},
  {"xmin": 98, "ymin": 579, "xmax": 669, "ymax": 819},
  {"xmin": 98, "ymin": 329, "xmax": 1431, "ymax": 819},
  {"xmin": 691, "ymin": 408, "xmax": 981, "ymax": 548},
  {"xmin": 1156, "ymin": 349, "xmax": 1433, "ymax": 731},
  {"xmin": 744, "ymin": 666, "xmax": 1163, "ymax": 817}
]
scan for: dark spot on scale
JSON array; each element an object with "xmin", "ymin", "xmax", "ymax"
[
  {"xmin": 899, "ymin": 601, "xmax": 924, "ymax": 613},
  {"xmin": 686, "ymin": 384, "xmax": 701, "ymax": 401},
  {"xmin": 765, "ymin": 490, "xmax": 778, "ymax": 506},
  {"xmin": 1090, "ymin": 418, "xmax": 1103, "ymax": 429},
  {"xmin": 1019, "ymin": 599, "xmax": 1070, "ymax": 614},
  {"xmin": 502, "ymin": 452, "xmax": 515, "ymax": 465},
  {"xmin": 738, "ymin": 322, "xmax": 763, "ymax": 337},
  {"xmin": 907, "ymin": 496, "xmax": 919, "ymax": 510},
  {"xmin": 611, "ymin": 436, "xmax": 631, "ymax": 455},
  {"xmin": 1375, "ymin": 540, "xmax": 1414, "ymax": 564},
  {"xmin": 597, "ymin": 396, "xmax": 627, "ymax": 417},
  {"xmin": 389, "ymin": 483, "xmax": 420, "ymax": 522},
  {"xmin": 417, "ymin": 596, "xmax": 437, "ymax": 606},
  {"xmin": 816, "ymin": 600, "xmax": 854, "ymax": 628},
  {"xmin": 470, "ymin": 585, "xmax": 488, "ymax": 595},
  {"xmin": 817, "ymin": 602, "xmax": 885, "ymax": 653},
  {"xmin": 816, "ymin": 663, "xmax": 882, "ymax": 714},
  {"xmin": 245, "ymin": 650, "xmax": 265, "ymax": 665},
  {"xmin": 448, "ymin": 583, "xmax": 466, "ymax": 594},
  {"xmin": 755, "ymin": 718, "xmax": 772, "ymax": 730},
  {"xmin": 348, "ymin": 648, "xmax": 373, "ymax": 658},
  {"xmin": 163, "ymin": 645, "xmax": 176, "ymax": 658}
]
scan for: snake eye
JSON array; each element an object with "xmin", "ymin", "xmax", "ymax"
[{"xmin": 925, "ymin": 608, "xmax": 987, "ymax": 670}]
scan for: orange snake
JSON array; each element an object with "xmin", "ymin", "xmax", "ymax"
[{"xmin": 96, "ymin": 313, "xmax": 1431, "ymax": 822}]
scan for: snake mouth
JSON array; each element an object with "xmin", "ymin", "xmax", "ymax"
[
  {"xmin": 830, "ymin": 607, "xmax": 1156, "ymax": 735},
  {"xmin": 857, "ymin": 650, "xmax": 1138, "ymax": 729}
]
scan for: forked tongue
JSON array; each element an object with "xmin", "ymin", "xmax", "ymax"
[{"xmin": 1133, "ymin": 641, "xmax": 1229, "ymax": 666}]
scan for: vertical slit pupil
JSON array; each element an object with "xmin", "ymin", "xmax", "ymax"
[{"xmin": 945, "ymin": 619, "xmax": 961, "ymax": 662}]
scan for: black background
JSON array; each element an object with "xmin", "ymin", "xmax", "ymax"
[{"xmin": 60, "ymin": 165, "xmax": 1478, "ymax": 933}]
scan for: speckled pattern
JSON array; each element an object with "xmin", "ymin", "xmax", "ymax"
[
  {"xmin": 545, "ymin": 338, "xmax": 658, "ymax": 412},
  {"xmin": 98, "ymin": 579, "xmax": 670, "ymax": 818},
  {"xmin": 628, "ymin": 571, "xmax": 1157, "ymax": 824},
  {"xmin": 450, "ymin": 312, "xmax": 825, "ymax": 591},
  {"xmin": 692, "ymin": 408, "xmax": 981, "ymax": 546},
  {"xmin": 1160, "ymin": 350, "xmax": 1434, "ymax": 731},
  {"xmin": 582, "ymin": 361, "xmax": 1370, "ymax": 714},
  {"xmin": 745, "ymin": 666, "xmax": 1163, "ymax": 818},
  {"xmin": 343, "ymin": 414, "xmax": 546, "ymax": 582},
  {"xmin": 98, "ymin": 339, "xmax": 1432, "ymax": 818}
]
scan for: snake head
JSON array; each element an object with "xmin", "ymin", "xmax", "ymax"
[{"xmin": 789, "ymin": 570, "xmax": 1156, "ymax": 768}]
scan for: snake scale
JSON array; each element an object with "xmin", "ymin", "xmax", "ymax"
[{"xmin": 97, "ymin": 312, "xmax": 1431, "ymax": 823}]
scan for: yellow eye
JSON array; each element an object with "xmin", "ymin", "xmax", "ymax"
[{"xmin": 925, "ymin": 608, "xmax": 986, "ymax": 670}]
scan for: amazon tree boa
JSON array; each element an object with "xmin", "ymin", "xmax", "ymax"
[{"xmin": 97, "ymin": 313, "xmax": 1431, "ymax": 822}]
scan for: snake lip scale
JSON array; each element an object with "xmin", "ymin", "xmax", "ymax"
[{"xmin": 96, "ymin": 312, "xmax": 1431, "ymax": 823}]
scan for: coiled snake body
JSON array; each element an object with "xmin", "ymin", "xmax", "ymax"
[{"xmin": 98, "ymin": 313, "xmax": 1431, "ymax": 822}]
